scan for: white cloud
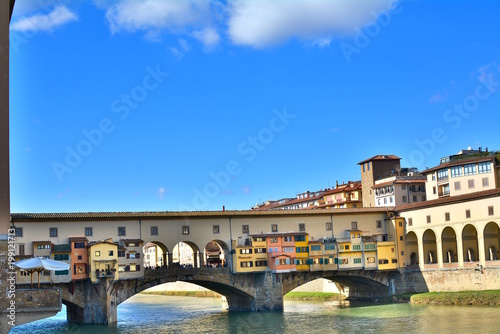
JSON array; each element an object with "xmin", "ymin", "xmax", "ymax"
[
  {"xmin": 193, "ymin": 27, "xmax": 220, "ymax": 49},
  {"xmin": 157, "ymin": 187, "xmax": 166, "ymax": 200},
  {"xmin": 10, "ymin": 5, "xmax": 77, "ymax": 32},
  {"xmin": 104, "ymin": 0, "xmax": 212, "ymax": 41},
  {"xmin": 227, "ymin": 0, "xmax": 394, "ymax": 48}
]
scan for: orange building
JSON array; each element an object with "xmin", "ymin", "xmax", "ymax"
[{"xmin": 69, "ymin": 236, "xmax": 89, "ymax": 280}]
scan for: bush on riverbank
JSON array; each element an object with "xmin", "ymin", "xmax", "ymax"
[
  {"xmin": 284, "ymin": 292, "xmax": 345, "ymax": 301},
  {"xmin": 410, "ymin": 290, "xmax": 500, "ymax": 306},
  {"xmin": 140, "ymin": 291, "xmax": 221, "ymax": 298}
]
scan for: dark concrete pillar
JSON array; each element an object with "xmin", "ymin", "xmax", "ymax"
[
  {"xmin": 167, "ymin": 253, "xmax": 173, "ymax": 267},
  {"xmin": 67, "ymin": 278, "xmax": 118, "ymax": 324}
]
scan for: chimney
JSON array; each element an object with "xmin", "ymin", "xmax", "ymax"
[
  {"xmin": 336, "ymin": 180, "xmax": 339, "ymax": 189},
  {"xmin": 222, "ymin": 206, "xmax": 225, "ymax": 211}
]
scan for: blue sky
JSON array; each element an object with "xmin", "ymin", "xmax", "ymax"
[{"xmin": 9, "ymin": 0, "xmax": 500, "ymax": 213}]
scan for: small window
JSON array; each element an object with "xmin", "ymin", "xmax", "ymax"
[
  {"xmin": 413, "ymin": 195, "xmax": 417, "ymax": 202},
  {"xmin": 351, "ymin": 221, "xmax": 358, "ymax": 229},
  {"xmin": 299, "ymin": 223, "xmax": 305, "ymax": 232},
  {"xmin": 271, "ymin": 224, "xmax": 278, "ymax": 233},
  {"xmin": 15, "ymin": 227, "xmax": 23, "ymax": 237},
  {"xmin": 399, "ymin": 222, "xmax": 403, "ymax": 227},
  {"xmin": 445, "ymin": 212, "xmax": 450, "ymax": 221},
  {"xmin": 151, "ymin": 226, "xmax": 158, "ymax": 236},
  {"xmin": 402, "ymin": 196, "xmax": 407, "ymax": 203},
  {"xmin": 213, "ymin": 225, "xmax": 220, "ymax": 234},
  {"xmin": 399, "ymin": 236, "xmax": 404, "ymax": 241},
  {"xmin": 468, "ymin": 179, "xmax": 475, "ymax": 189},
  {"xmin": 85, "ymin": 227, "xmax": 93, "ymax": 237},
  {"xmin": 109, "ymin": 250, "xmax": 114, "ymax": 256},
  {"xmin": 465, "ymin": 209, "xmax": 471, "ymax": 219},
  {"xmin": 488, "ymin": 206, "xmax": 494, "ymax": 216},
  {"xmin": 78, "ymin": 255, "xmax": 82, "ymax": 260},
  {"xmin": 454, "ymin": 181, "xmax": 461, "ymax": 191},
  {"xmin": 182, "ymin": 226, "xmax": 190, "ymax": 235},
  {"xmin": 376, "ymin": 221, "xmax": 382, "ymax": 229},
  {"xmin": 401, "ymin": 251, "xmax": 405, "ymax": 256},
  {"xmin": 118, "ymin": 227, "xmax": 126, "ymax": 236},
  {"xmin": 242, "ymin": 225, "xmax": 249, "ymax": 234},
  {"xmin": 433, "ymin": 187, "xmax": 436, "ymax": 194},
  {"xmin": 408, "ymin": 218, "xmax": 413, "ymax": 226},
  {"xmin": 50, "ymin": 228, "xmax": 58, "ymax": 237},
  {"xmin": 482, "ymin": 177, "xmax": 489, "ymax": 187},
  {"xmin": 426, "ymin": 215, "xmax": 431, "ymax": 224},
  {"xmin": 95, "ymin": 251, "xmax": 100, "ymax": 257},
  {"xmin": 325, "ymin": 222, "xmax": 332, "ymax": 231}
]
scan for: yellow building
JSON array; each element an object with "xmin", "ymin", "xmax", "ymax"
[
  {"xmin": 294, "ymin": 233, "xmax": 309, "ymax": 271},
  {"xmin": 231, "ymin": 236, "xmax": 268, "ymax": 273},
  {"xmin": 52, "ymin": 243, "xmax": 71, "ymax": 283},
  {"xmin": 363, "ymin": 238, "xmax": 378, "ymax": 270},
  {"xmin": 88, "ymin": 239, "xmax": 119, "ymax": 283},
  {"xmin": 309, "ymin": 238, "xmax": 338, "ymax": 271},
  {"xmin": 377, "ymin": 241, "xmax": 398, "ymax": 270}
]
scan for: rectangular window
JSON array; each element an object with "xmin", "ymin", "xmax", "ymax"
[
  {"xmin": 118, "ymin": 250, "xmax": 125, "ymax": 257},
  {"xmin": 413, "ymin": 195, "xmax": 417, "ymax": 202},
  {"xmin": 401, "ymin": 184, "xmax": 406, "ymax": 190},
  {"xmin": 392, "ymin": 259, "xmax": 398, "ymax": 264},
  {"xmin": 109, "ymin": 250, "xmax": 114, "ymax": 256},
  {"xmin": 468, "ymin": 179, "xmax": 475, "ymax": 189},
  {"xmin": 354, "ymin": 258, "xmax": 362, "ymax": 264},
  {"xmin": 402, "ymin": 196, "xmax": 407, "ymax": 203},
  {"xmin": 408, "ymin": 218, "xmax": 413, "ymax": 226},
  {"xmin": 85, "ymin": 227, "xmax": 93, "ymax": 237},
  {"xmin": 433, "ymin": 187, "xmax": 436, "ymax": 195},
  {"xmin": 151, "ymin": 226, "xmax": 158, "ymax": 236},
  {"xmin": 367, "ymin": 162, "xmax": 370, "ymax": 171},
  {"xmin": 271, "ymin": 224, "xmax": 278, "ymax": 233},
  {"xmin": 310, "ymin": 245, "xmax": 321, "ymax": 251},
  {"xmin": 15, "ymin": 228, "xmax": 23, "ymax": 237},
  {"xmin": 399, "ymin": 236, "xmax": 404, "ymax": 241},
  {"xmin": 482, "ymin": 177, "xmax": 489, "ymax": 187},
  {"xmin": 376, "ymin": 220, "xmax": 382, "ymax": 229},
  {"xmin": 118, "ymin": 227, "xmax": 126, "ymax": 236},
  {"xmin": 437, "ymin": 168, "xmax": 448, "ymax": 180},
  {"xmin": 240, "ymin": 248, "xmax": 252, "ymax": 254},
  {"xmin": 352, "ymin": 244, "xmax": 361, "ymax": 251},
  {"xmin": 454, "ymin": 181, "xmax": 461, "ymax": 191},
  {"xmin": 451, "ymin": 165, "xmax": 462, "ymax": 178},
  {"xmin": 478, "ymin": 161, "xmax": 491, "ymax": 174},
  {"xmin": 466, "ymin": 209, "xmax": 471, "ymax": 219},
  {"xmin": 18, "ymin": 244, "xmax": 25, "ymax": 255},
  {"xmin": 351, "ymin": 221, "xmax": 358, "ymax": 229},
  {"xmin": 342, "ymin": 258, "xmax": 349, "ymax": 265},
  {"xmin": 50, "ymin": 228, "xmax": 58, "ymax": 237},
  {"xmin": 445, "ymin": 212, "xmax": 450, "ymax": 221},
  {"xmin": 295, "ymin": 235, "xmax": 306, "ymax": 242},
  {"xmin": 299, "ymin": 223, "xmax": 306, "ymax": 232},
  {"xmin": 325, "ymin": 222, "xmax": 332, "ymax": 231},
  {"xmin": 95, "ymin": 251, "xmax": 100, "ymax": 257},
  {"xmin": 488, "ymin": 206, "xmax": 494, "ymax": 216},
  {"xmin": 182, "ymin": 226, "xmax": 190, "ymax": 235},
  {"xmin": 283, "ymin": 236, "xmax": 292, "ymax": 242},
  {"xmin": 367, "ymin": 257, "xmax": 375, "ymax": 263},
  {"xmin": 242, "ymin": 225, "xmax": 249, "ymax": 234},
  {"xmin": 464, "ymin": 163, "xmax": 477, "ymax": 176},
  {"xmin": 426, "ymin": 215, "xmax": 431, "ymax": 224},
  {"xmin": 270, "ymin": 237, "xmax": 278, "ymax": 243},
  {"xmin": 213, "ymin": 225, "xmax": 220, "ymax": 234},
  {"xmin": 422, "ymin": 195, "xmax": 426, "ymax": 201}
]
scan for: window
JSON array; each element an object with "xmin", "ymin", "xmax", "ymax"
[
  {"xmin": 18, "ymin": 244, "xmax": 25, "ymax": 255},
  {"xmin": 118, "ymin": 250, "xmax": 125, "ymax": 257},
  {"xmin": 367, "ymin": 257, "xmax": 375, "ymax": 263},
  {"xmin": 299, "ymin": 223, "xmax": 305, "ymax": 232},
  {"xmin": 482, "ymin": 177, "xmax": 489, "ymax": 187},
  {"xmin": 109, "ymin": 250, "xmax": 114, "ymax": 256},
  {"xmin": 118, "ymin": 265, "xmax": 126, "ymax": 272},
  {"xmin": 392, "ymin": 259, "xmax": 398, "ymax": 264},
  {"xmin": 283, "ymin": 236, "xmax": 292, "ymax": 242},
  {"xmin": 365, "ymin": 244, "xmax": 376, "ymax": 250},
  {"xmin": 426, "ymin": 215, "xmax": 431, "ymax": 224},
  {"xmin": 271, "ymin": 224, "xmax": 278, "ymax": 233},
  {"xmin": 50, "ymin": 228, "xmax": 58, "ymax": 237},
  {"xmin": 242, "ymin": 225, "xmax": 249, "ymax": 234},
  {"xmin": 213, "ymin": 225, "xmax": 220, "ymax": 234},
  {"xmin": 74, "ymin": 242, "xmax": 85, "ymax": 248},
  {"xmin": 352, "ymin": 244, "xmax": 361, "ymax": 251},
  {"xmin": 376, "ymin": 220, "xmax": 382, "ymax": 229},
  {"xmin": 240, "ymin": 261, "xmax": 253, "ymax": 268},
  {"xmin": 240, "ymin": 248, "xmax": 252, "ymax": 254},
  {"xmin": 118, "ymin": 227, "xmax": 126, "ymax": 236},
  {"xmin": 341, "ymin": 258, "xmax": 349, "ymax": 264},
  {"xmin": 464, "ymin": 163, "xmax": 477, "ymax": 176},
  {"xmin": 15, "ymin": 227, "xmax": 22, "ymax": 237},
  {"xmin": 354, "ymin": 258, "xmax": 362, "ymax": 264},
  {"xmin": 55, "ymin": 270, "xmax": 69, "ymax": 276},
  {"xmin": 310, "ymin": 245, "xmax": 321, "ymax": 251},
  {"xmin": 401, "ymin": 184, "xmax": 406, "ymax": 190},
  {"xmin": 454, "ymin": 181, "xmax": 461, "ymax": 191},
  {"xmin": 488, "ymin": 206, "xmax": 494, "ymax": 216},
  {"xmin": 383, "ymin": 198, "xmax": 387, "ymax": 204},
  {"xmin": 325, "ymin": 222, "xmax": 332, "ymax": 231},
  {"xmin": 345, "ymin": 245, "xmax": 350, "ymax": 250},
  {"xmin": 255, "ymin": 248, "xmax": 266, "ymax": 254},
  {"xmin": 255, "ymin": 260, "xmax": 267, "ymax": 267},
  {"xmin": 478, "ymin": 161, "xmax": 491, "ymax": 174},
  {"xmin": 432, "ymin": 174, "xmax": 436, "ymax": 181},
  {"xmin": 413, "ymin": 195, "xmax": 417, "ymax": 202},
  {"xmin": 270, "ymin": 237, "xmax": 278, "ymax": 243},
  {"xmin": 295, "ymin": 235, "xmax": 306, "ymax": 242},
  {"xmin": 433, "ymin": 187, "xmax": 436, "ymax": 195},
  {"xmin": 445, "ymin": 212, "xmax": 450, "ymax": 221},
  {"xmin": 451, "ymin": 166, "xmax": 462, "ymax": 177},
  {"xmin": 95, "ymin": 251, "xmax": 100, "ymax": 257},
  {"xmin": 351, "ymin": 221, "xmax": 357, "ymax": 229},
  {"xmin": 362, "ymin": 164, "xmax": 365, "ymax": 172},
  {"xmin": 422, "ymin": 195, "xmax": 426, "ymax": 201},
  {"xmin": 408, "ymin": 218, "xmax": 413, "ymax": 226},
  {"xmin": 182, "ymin": 226, "xmax": 190, "ymax": 235},
  {"xmin": 130, "ymin": 264, "xmax": 137, "ymax": 272},
  {"xmin": 401, "ymin": 251, "xmax": 405, "ymax": 256},
  {"xmin": 390, "ymin": 197, "xmax": 393, "ymax": 203},
  {"xmin": 54, "ymin": 253, "xmax": 69, "ymax": 261},
  {"xmin": 151, "ymin": 226, "xmax": 158, "ymax": 236},
  {"xmin": 468, "ymin": 179, "xmax": 475, "ymax": 189},
  {"xmin": 437, "ymin": 169, "xmax": 448, "ymax": 180},
  {"xmin": 402, "ymin": 196, "xmax": 407, "ymax": 203},
  {"xmin": 85, "ymin": 227, "xmax": 93, "ymax": 237},
  {"xmin": 466, "ymin": 209, "xmax": 471, "ymax": 219},
  {"xmin": 367, "ymin": 162, "xmax": 370, "ymax": 171},
  {"xmin": 399, "ymin": 236, "xmax": 404, "ymax": 241},
  {"xmin": 78, "ymin": 255, "xmax": 82, "ymax": 260}
]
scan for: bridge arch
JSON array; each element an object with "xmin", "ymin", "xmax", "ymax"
[
  {"xmin": 143, "ymin": 241, "xmax": 169, "ymax": 268},
  {"xmin": 462, "ymin": 224, "xmax": 478, "ymax": 262},
  {"xmin": 484, "ymin": 221, "xmax": 500, "ymax": 261},
  {"xmin": 204, "ymin": 240, "xmax": 230, "ymax": 268},
  {"xmin": 441, "ymin": 226, "xmax": 457, "ymax": 264},
  {"xmin": 422, "ymin": 229, "xmax": 437, "ymax": 264},
  {"xmin": 172, "ymin": 241, "xmax": 202, "ymax": 268},
  {"xmin": 406, "ymin": 231, "xmax": 418, "ymax": 267}
]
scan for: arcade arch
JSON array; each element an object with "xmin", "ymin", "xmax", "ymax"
[
  {"xmin": 441, "ymin": 227, "xmax": 457, "ymax": 264},
  {"xmin": 462, "ymin": 224, "xmax": 478, "ymax": 263},
  {"xmin": 484, "ymin": 222, "xmax": 500, "ymax": 261}
]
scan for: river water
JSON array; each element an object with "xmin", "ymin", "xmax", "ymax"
[{"xmin": 11, "ymin": 294, "xmax": 499, "ymax": 334}]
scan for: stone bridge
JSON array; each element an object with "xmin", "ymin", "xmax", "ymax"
[{"xmin": 55, "ymin": 267, "xmax": 398, "ymax": 324}]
